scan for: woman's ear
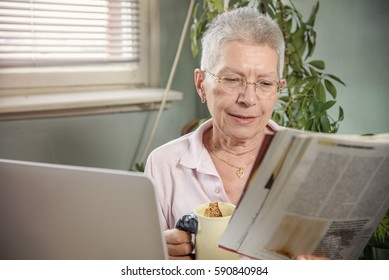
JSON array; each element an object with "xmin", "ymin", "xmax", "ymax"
[
  {"xmin": 280, "ymin": 79, "xmax": 287, "ymax": 91},
  {"xmin": 194, "ymin": 68, "xmax": 206, "ymax": 102}
]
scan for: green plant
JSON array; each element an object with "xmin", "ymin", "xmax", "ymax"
[
  {"xmin": 190, "ymin": 0, "xmax": 345, "ymax": 133},
  {"xmin": 361, "ymin": 209, "xmax": 389, "ymax": 259},
  {"xmin": 370, "ymin": 209, "xmax": 389, "ymax": 249}
]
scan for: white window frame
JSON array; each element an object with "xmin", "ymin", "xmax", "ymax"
[{"xmin": 0, "ymin": 0, "xmax": 182, "ymax": 120}]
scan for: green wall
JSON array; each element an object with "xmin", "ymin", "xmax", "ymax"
[
  {"xmin": 295, "ymin": 0, "xmax": 389, "ymax": 134},
  {"xmin": 0, "ymin": 0, "xmax": 388, "ymax": 170}
]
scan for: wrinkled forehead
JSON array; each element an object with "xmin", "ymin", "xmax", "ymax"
[{"xmin": 211, "ymin": 41, "xmax": 280, "ymax": 75}]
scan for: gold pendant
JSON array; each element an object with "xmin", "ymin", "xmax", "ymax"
[{"xmin": 236, "ymin": 168, "xmax": 244, "ymax": 179}]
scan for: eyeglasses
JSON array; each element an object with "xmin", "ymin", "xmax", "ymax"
[{"xmin": 204, "ymin": 69, "xmax": 281, "ymax": 98}]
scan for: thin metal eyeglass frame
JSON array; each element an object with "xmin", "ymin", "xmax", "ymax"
[{"xmin": 203, "ymin": 69, "xmax": 281, "ymax": 97}]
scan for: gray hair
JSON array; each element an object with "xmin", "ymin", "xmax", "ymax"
[{"xmin": 200, "ymin": 7, "xmax": 285, "ymax": 78}]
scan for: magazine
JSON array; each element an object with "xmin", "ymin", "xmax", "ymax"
[{"xmin": 219, "ymin": 128, "xmax": 389, "ymax": 259}]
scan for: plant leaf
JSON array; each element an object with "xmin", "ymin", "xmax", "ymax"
[
  {"xmin": 305, "ymin": 118, "xmax": 314, "ymax": 130},
  {"xmin": 324, "ymin": 79, "xmax": 337, "ymax": 99},
  {"xmin": 314, "ymin": 83, "xmax": 326, "ymax": 102},
  {"xmin": 307, "ymin": 1, "xmax": 320, "ymax": 26},
  {"xmin": 207, "ymin": 0, "xmax": 224, "ymax": 12},
  {"xmin": 279, "ymin": 96, "xmax": 290, "ymax": 102},
  {"xmin": 312, "ymin": 100, "xmax": 321, "ymax": 112},
  {"xmin": 291, "ymin": 27, "xmax": 305, "ymax": 47},
  {"xmin": 372, "ymin": 210, "xmax": 389, "ymax": 247},
  {"xmin": 338, "ymin": 106, "xmax": 344, "ymax": 121},
  {"xmin": 322, "ymin": 100, "xmax": 336, "ymax": 111},
  {"xmin": 289, "ymin": 52, "xmax": 302, "ymax": 72},
  {"xmin": 306, "ymin": 30, "xmax": 317, "ymax": 59},
  {"xmin": 320, "ymin": 114, "xmax": 331, "ymax": 132},
  {"xmin": 287, "ymin": 74, "xmax": 298, "ymax": 88},
  {"xmin": 311, "ymin": 119, "xmax": 319, "ymax": 132},
  {"xmin": 190, "ymin": 25, "xmax": 199, "ymax": 57},
  {"xmin": 297, "ymin": 40, "xmax": 307, "ymax": 57},
  {"xmin": 309, "ymin": 60, "xmax": 325, "ymax": 70},
  {"xmin": 327, "ymin": 74, "xmax": 346, "ymax": 86},
  {"xmin": 309, "ymin": 65, "xmax": 318, "ymax": 76},
  {"xmin": 134, "ymin": 162, "xmax": 145, "ymax": 172}
]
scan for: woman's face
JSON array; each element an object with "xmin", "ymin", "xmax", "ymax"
[{"xmin": 195, "ymin": 40, "xmax": 285, "ymax": 142}]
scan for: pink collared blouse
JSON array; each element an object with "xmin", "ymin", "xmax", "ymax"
[{"xmin": 145, "ymin": 119, "xmax": 280, "ymax": 230}]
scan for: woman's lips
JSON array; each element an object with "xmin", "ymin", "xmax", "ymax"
[{"xmin": 230, "ymin": 113, "xmax": 257, "ymax": 123}]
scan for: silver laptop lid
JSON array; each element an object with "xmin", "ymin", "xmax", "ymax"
[{"xmin": 0, "ymin": 159, "xmax": 167, "ymax": 260}]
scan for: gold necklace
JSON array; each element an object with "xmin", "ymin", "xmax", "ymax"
[{"xmin": 211, "ymin": 149, "xmax": 254, "ymax": 179}]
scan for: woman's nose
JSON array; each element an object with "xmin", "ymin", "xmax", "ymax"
[{"xmin": 238, "ymin": 82, "xmax": 258, "ymax": 106}]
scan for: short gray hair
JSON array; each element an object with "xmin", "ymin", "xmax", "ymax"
[{"xmin": 200, "ymin": 7, "xmax": 285, "ymax": 77}]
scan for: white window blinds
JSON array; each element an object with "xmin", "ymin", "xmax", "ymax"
[{"xmin": 0, "ymin": 0, "xmax": 140, "ymax": 68}]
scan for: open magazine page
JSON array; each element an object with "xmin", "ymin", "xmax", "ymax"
[
  {"xmin": 221, "ymin": 130, "xmax": 389, "ymax": 260},
  {"xmin": 219, "ymin": 129, "xmax": 302, "ymax": 251},
  {"xmin": 231, "ymin": 135, "xmax": 315, "ymax": 259}
]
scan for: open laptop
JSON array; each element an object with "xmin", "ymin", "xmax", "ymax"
[{"xmin": 0, "ymin": 159, "xmax": 168, "ymax": 260}]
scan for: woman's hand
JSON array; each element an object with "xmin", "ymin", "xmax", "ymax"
[
  {"xmin": 164, "ymin": 229, "xmax": 329, "ymax": 260},
  {"xmin": 164, "ymin": 229, "xmax": 194, "ymax": 260}
]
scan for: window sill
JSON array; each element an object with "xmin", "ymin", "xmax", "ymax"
[{"xmin": 0, "ymin": 88, "xmax": 183, "ymax": 120}]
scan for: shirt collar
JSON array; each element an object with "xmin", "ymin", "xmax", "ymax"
[
  {"xmin": 179, "ymin": 118, "xmax": 280, "ymax": 173},
  {"xmin": 180, "ymin": 119, "xmax": 217, "ymax": 175}
]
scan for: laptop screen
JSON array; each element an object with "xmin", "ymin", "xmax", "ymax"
[{"xmin": 0, "ymin": 159, "xmax": 168, "ymax": 260}]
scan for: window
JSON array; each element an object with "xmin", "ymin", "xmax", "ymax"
[
  {"xmin": 1, "ymin": 0, "xmax": 141, "ymax": 68},
  {"xmin": 0, "ymin": 0, "xmax": 158, "ymax": 91},
  {"xmin": 0, "ymin": 0, "xmax": 175, "ymax": 119}
]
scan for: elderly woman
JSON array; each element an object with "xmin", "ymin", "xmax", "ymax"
[{"xmin": 145, "ymin": 7, "xmax": 322, "ymax": 260}]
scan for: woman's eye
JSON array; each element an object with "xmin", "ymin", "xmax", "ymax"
[
  {"xmin": 223, "ymin": 77, "xmax": 241, "ymax": 84},
  {"xmin": 259, "ymin": 80, "xmax": 273, "ymax": 87}
]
